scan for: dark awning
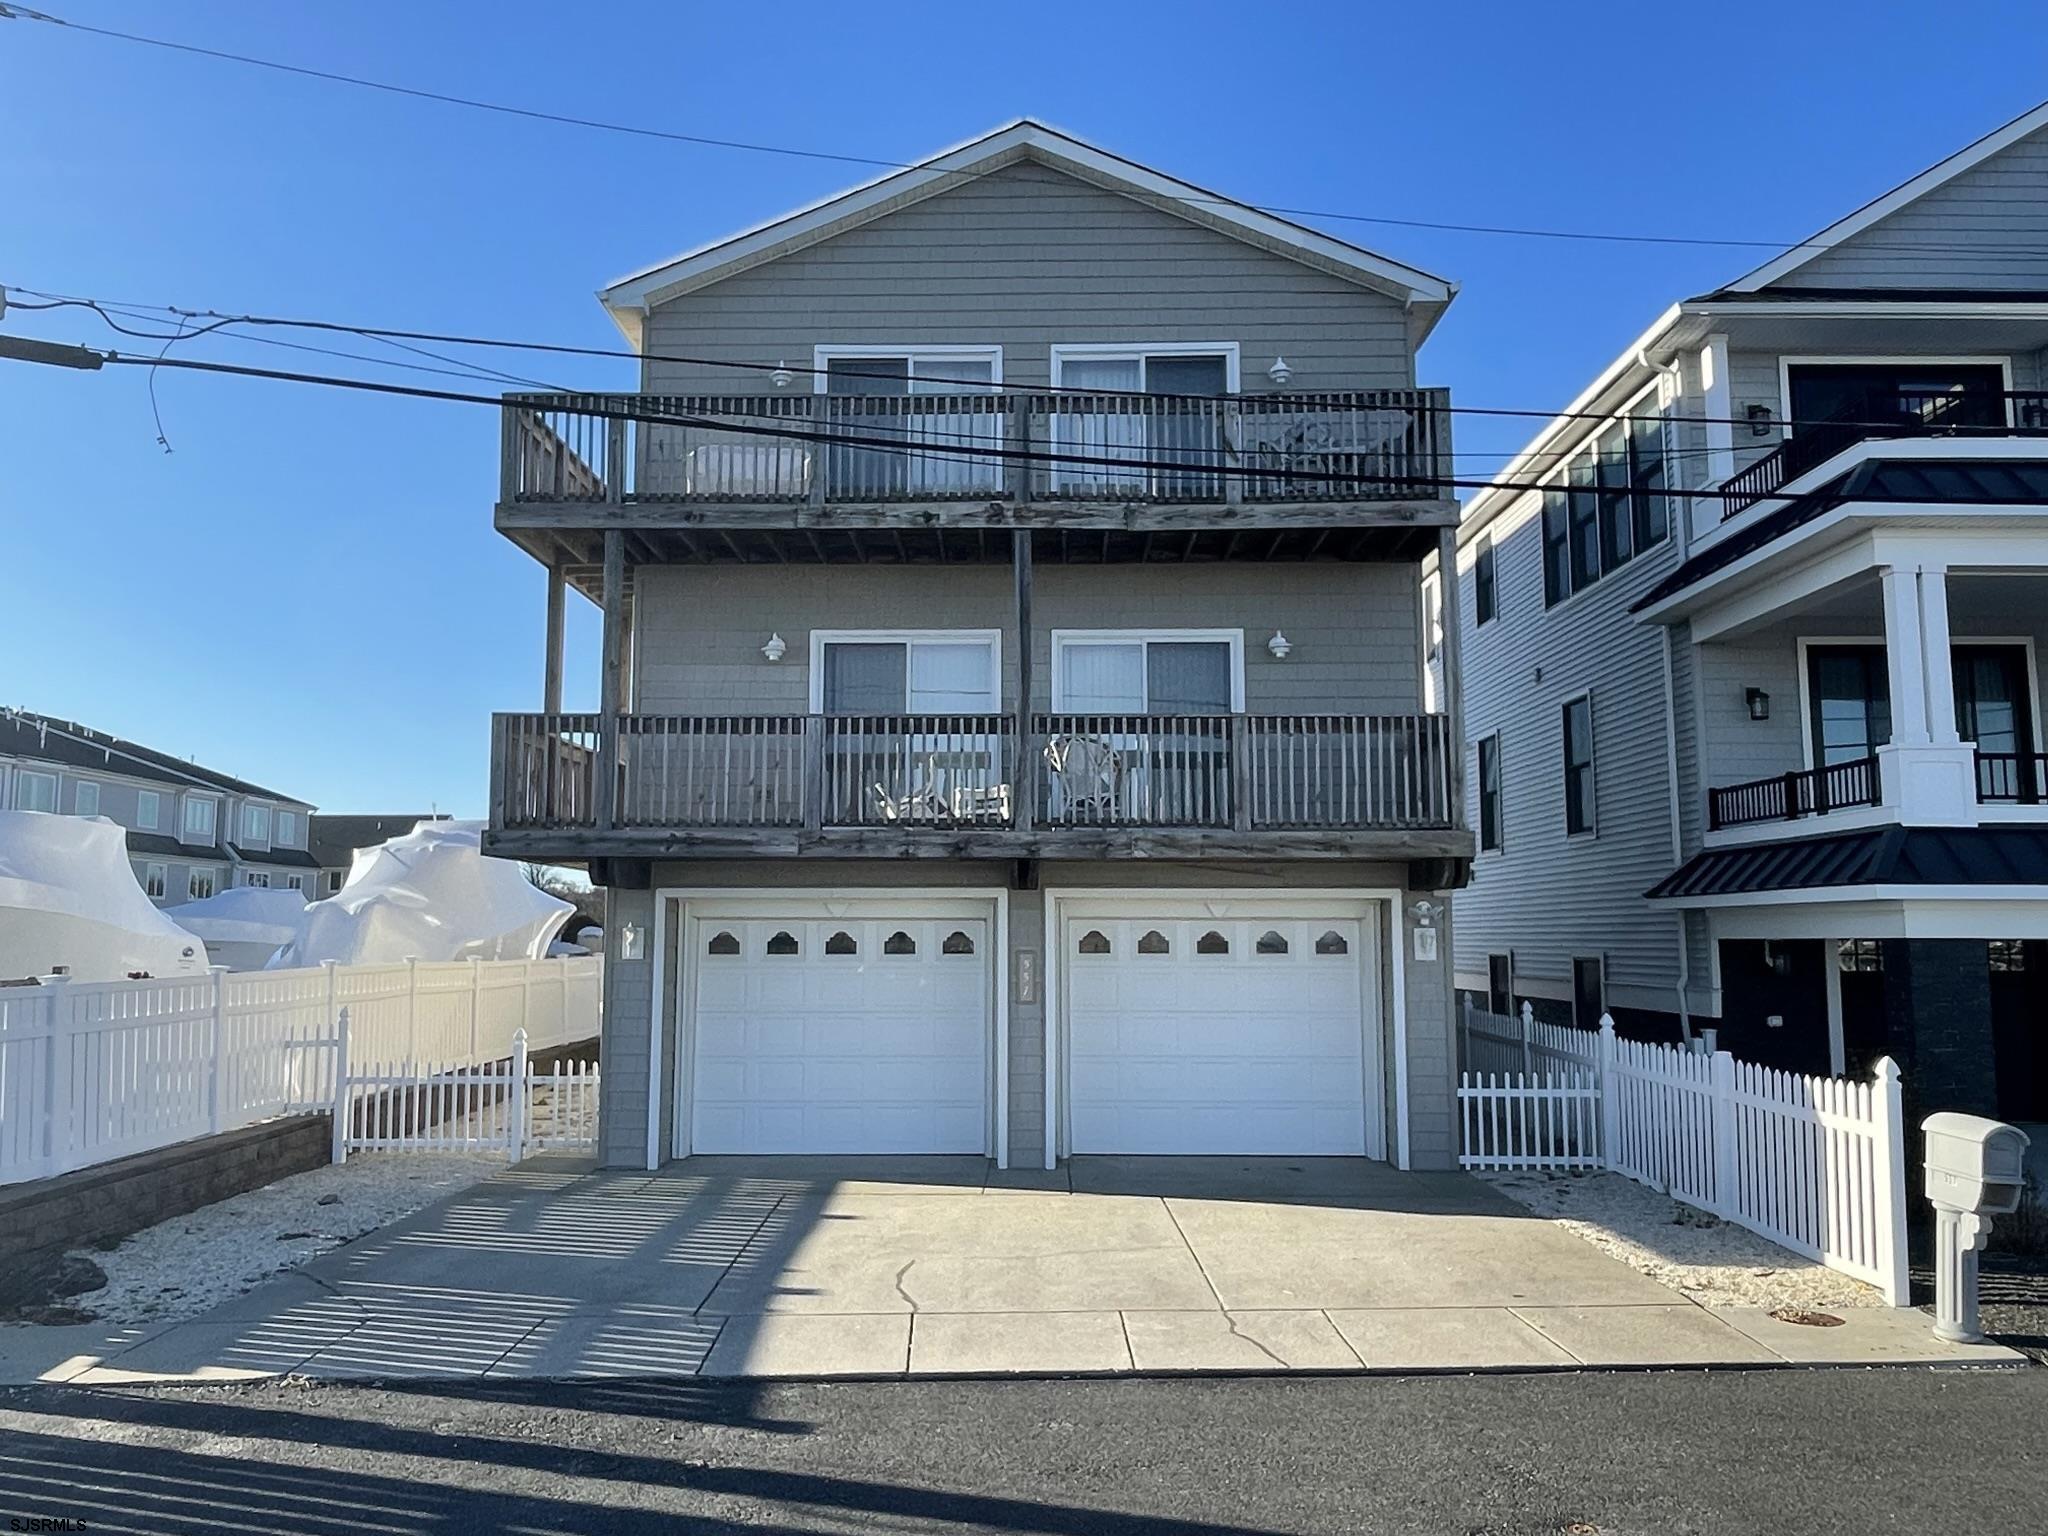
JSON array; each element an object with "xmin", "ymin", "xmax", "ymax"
[
  {"xmin": 1647, "ymin": 825, "xmax": 2048, "ymax": 900},
  {"xmin": 1633, "ymin": 458, "xmax": 2048, "ymax": 613}
]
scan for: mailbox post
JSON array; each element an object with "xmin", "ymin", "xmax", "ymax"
[{"xmin": 1922, "ymin": 1113, "xmax": 2031, "ymax": 1344}]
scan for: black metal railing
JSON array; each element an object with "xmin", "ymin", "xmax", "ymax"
[
  {"xmin": 1707, "ymin": 755, "xmax": 1880, "ymax": 830},
  {"xmin": 1975, "ymin": 750, "xmax": 2048, "ymax": 804},
  {"xmin": 1720, "ymin": 390, "xmax": 2048, "ymax": 519}
]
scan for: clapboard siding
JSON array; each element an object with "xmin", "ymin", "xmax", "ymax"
[
  {"xmin": 631, "ymin": 561, "xmax": 1424, "ymax": 716},
  {"xmin": 639, "ymin": 163, "xmax": 1416, "ymax": 394},
  {"xmin": 1450, "ymin": 489, "xmax": 1684, "ymax": 1011},
  {"xmin": 1774, "ymin": 124, "xmax": 2048, "ymax": 291}
]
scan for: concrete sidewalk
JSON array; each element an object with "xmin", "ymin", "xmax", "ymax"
[{"xmin": 0, "ymin": 1154, "xmax": 2022, "ymax": 1384}]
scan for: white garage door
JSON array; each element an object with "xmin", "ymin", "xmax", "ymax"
[
  {"xmin": 1065, "ymin": 913, "xmax": 1378, "ymax": 1156},
  {"xmin": 690, "ymin": 912, "xmax": 990, "ymax": 1154}
]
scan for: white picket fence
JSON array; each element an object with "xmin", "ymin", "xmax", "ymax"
[
  {"xmin": 333, "ymin": 1019, "xmax": 599, "ymax": 1164},
  {"xmin": 1459, "ymin": 1000, "xmax": 1598, "ymax": 1075},
  {"xmin": 1458, "ymin": 1010, "xmax": 1909, "ymax": 1305},
  {"xmin": 0, "ymin": 955, "xmax": 603, "ymax": 1185}
]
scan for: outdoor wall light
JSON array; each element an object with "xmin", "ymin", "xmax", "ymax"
[
  {"xmin": 1267, "ymin": 356, "xmax": 1294, "ymax": 387},
  {"xmin": 1747, "ymin": 403, "xmax": 1774, "ymax": 437},
  {"xmin": 761, "ymin": 632, "xmax": 787, "ymax": 662},
  {"xmin": 1267, "ymin": 630, "xmax": 1293, "ymax": 659},
  {"xmin": 1745, "ymin": 686, "xmax": 1771, "ymax": 721},
  {"xmin": 770, "ymin": 361, "xmax": 795, "ymax": 390}
]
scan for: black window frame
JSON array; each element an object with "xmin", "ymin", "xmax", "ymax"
[
  {"xmin": 1486, "ymin": 953, "xmax": 1514, "ymax": 1017},
  {"xmin": 1562, "ymin": 693, "xmax": 1595, "ymax": 835},
  {"xmin": 1541, "ymin": 488, "xmax": 1570, "ymax": 607},
  {"xmin": 1475, "ymin": 535, "xmax": 1497, "ymax": 626},
  {"xmin": 1477, "ymin": 732, "xmax": 1503, "ymax": 852},
  {"xmin": 1630, "ymin": 410, "xmax": 1669, "ymax": 549},
  {"xmin": 1567, "ymin": 452, "xmax": 1600, "ymax": 592},
  {"xmin": 1596, "ymin": 424, "xmax": 1633, "ymax": 573}
]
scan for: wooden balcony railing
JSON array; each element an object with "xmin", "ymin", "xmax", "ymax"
[
  {"xmin": 491, "ymin": 711, "xmax": 1458, "ymax": 840},
  {"xmin": 1707, "ymin": 755, "xmax": 1879, "ymax": 830},
  {"xmin": 1720, "ymin": 389, "xmax": 2048, "ymax": 519},
  {"xmin": 501, "ymin": 388, "xmax": 1451, "ymax": 509}
]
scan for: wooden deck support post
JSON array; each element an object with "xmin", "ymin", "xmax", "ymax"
[
  {"xmin": 1013, "ymin": 528, "xmax": 1036, "ymax": 831},
  {"xmin": 596, "ymin": 529, "xmax": 626, "ymax": 832},
  {"xmin": 543, "ymin": 564, "xmax": 566, "ymax": 715}
]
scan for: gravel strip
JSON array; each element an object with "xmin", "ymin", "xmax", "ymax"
[
  {"xmin": 1484, "ymin": 1169, "xmax": 1884, "ymax": 1310},
  {"xmin": 31, "ymin": 1152, "xmax": 506, "ymax": 1329}
]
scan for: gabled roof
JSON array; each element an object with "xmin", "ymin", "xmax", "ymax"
[
  {"xmin": 1724, "ymin": 99, "xmax": 2048, "ymax": 294},
  {"xmin": 599, "ymin": 119, "xmax": 1457, "ymax": 350},
  {"xmin": 0, "ymin": 709, "xmax": 311, "ymax": 805}
]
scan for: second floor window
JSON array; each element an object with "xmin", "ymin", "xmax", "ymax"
[
  {"xmin": 137, "ymin": 789, "xmax": 160, "ymax": 830},
  {"xmin": 1053, "ymin": 631, "xmax": 1240, "ymax": 715},
  {"xmin": 242, "ymin": 804, "xmax": 271, "ymax": 843},
  {"xmin": 815, "ymin": 633, "xmax": 999, "ymax": 714},
  {"xmin": 1563, "ymin": 694, "xmax": 1595, "ymax": 835},
  {"xmin": 1475, "ymin": 536, "xmax": 1497, "ymax": 626},
  {"xmin": 276, "ymin": 810, "xmax": 298, "ymax": 846},
  {"xmin": 1541, "ymin": 393, "xmax": 1671, "ymax": 608},
  {"xmin": 325, "ymin": 868, "xmax": 345, "ymax": 894},
  {"xmin": 16, "ymin": 771, "xmax": 57, "ymax": 813},
  {"xmin": 1477, "ymin": 734, "xmax": 1502, "ymax": 852},
  {"xmin": 183, "ymin": 796, "xmax": 216, "ymax": 841},
  {"xmin": 74, "ymin": 781, "xmax": 100, "ymax": 818}
]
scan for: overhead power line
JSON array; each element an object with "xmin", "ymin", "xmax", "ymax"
[
  {"xmin": 0, "ymin": 333, "xmax": 1874, "ymax": 507},
  {"xmin": 11, "ymin": 284, "xmax": 2027, "ymax": 442},
  {"xmin": 7, "ymin": 6, "xmax": 2048, "ymax": 262}
]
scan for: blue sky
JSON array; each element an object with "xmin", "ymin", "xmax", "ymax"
[{"xmin": 4, "ymin": 1, "xmax": 2044, "ymax": 814}]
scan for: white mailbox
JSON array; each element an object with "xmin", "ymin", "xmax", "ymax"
[
  {"xmin": 1923, "ymin": 1112, "xmax": 2030, "ymax": 1216},
  {"xmin": 1921, "ymin": 1113, "xmax": 2032, "ymax": 1344}
]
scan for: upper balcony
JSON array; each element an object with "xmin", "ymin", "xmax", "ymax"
[
  {"xmin": 1720, "ymin": 387, "xmax": 2048, "ymax": 520},
  {"xmin": 496, "ymin": 388, "xmax": 1455, "ymax": 540}
]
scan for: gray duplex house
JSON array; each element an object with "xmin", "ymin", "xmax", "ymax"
[
  {"xmin": 1440, "ymin": 102, "xmax": 2048, "ymax": 1128},
  {"xmin": 484, "ymin": 121, "xmax": 1473, "ymax": 1171},
  {"xmin": 0, "ymin": 709, "xmax": 320, "ymax": 903}
]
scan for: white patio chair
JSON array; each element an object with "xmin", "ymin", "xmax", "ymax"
[{"xmin": 1044, "ymin": 734, "xmax": 1123, "ymax": 821}]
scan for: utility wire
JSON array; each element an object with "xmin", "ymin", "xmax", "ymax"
[
  {"xmin": 12, "ymin": 284, "xmax": 2027, "ymax": 443},
  {"xmin": 0, "ymin": 338, "xmax": 1877, "ymax": 506},
  {"xmin": 7, "ymin": 6, "xmax": 2048, "ymax": 262}
]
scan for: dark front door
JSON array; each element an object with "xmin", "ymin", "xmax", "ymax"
[
  {"xmin": 1954, "ymin": 644, "xmax": 2038, "ymax": 800},
  {"xmin": 1572, "ymin": 956, "xmax": 1604, "ymax": 1030}
]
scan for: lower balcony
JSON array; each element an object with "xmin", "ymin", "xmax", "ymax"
[{"xmin": 486, "ymin": 711, "xmax": 1466, "ymax": 861}]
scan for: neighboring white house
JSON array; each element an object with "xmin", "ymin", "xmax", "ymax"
[
  {"xmin": 0, "ymin": 709, "xmax": 320, "ymax": 904},
  {"xmin": 1437, "ymin": 100, "xmax": 2048, "ymax": 1128}
]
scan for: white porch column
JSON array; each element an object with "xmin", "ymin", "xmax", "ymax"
[{"xmin": 1876, "ymin": 563, "xmax": 1975, "ymax": 824}]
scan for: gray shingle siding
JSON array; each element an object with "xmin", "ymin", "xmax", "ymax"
[
  {"xmin": 640, "ymin": 163, "xmax": 1416, "ymax": 395},
  {"xmin": 632, "ymin": 561, "xmax": 1423, "ymax": 716}
]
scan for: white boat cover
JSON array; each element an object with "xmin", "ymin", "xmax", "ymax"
[
  {"xmin": 165, "ymin": 886, "xmax": 309, "ymax": 970},
  {"xmin": 269, "ymin": 820, "xmax": 571, "ymax": 968},
  {"xmin": 0, "ymin": 810, "xmax": 210, "ymax": 981}
]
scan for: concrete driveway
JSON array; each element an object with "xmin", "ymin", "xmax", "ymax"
[{"xmin": 3, "ymin": 1154, "xmax": 2018, "ymax": 1383}]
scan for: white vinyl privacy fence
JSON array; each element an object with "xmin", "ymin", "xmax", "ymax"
[
  {"xmin": 1458, "ymin": 1002, "xmax": 1909, "ymax": 1305},
  {"xmin": 0, "ymin": 956, "xmax": 603, "ymax": 1185}
]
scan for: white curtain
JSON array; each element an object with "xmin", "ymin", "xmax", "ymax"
[
  {"xmin": 1058, "ymin": 643, "xmax": 1146, "ymax": 714},
  {"xmin": 1055, "ymin": 358, "xmax": 1146, "ymax": 494},
  {"xmin": 908, "ymin": 642, "xmax": 996, "ymax": 713}
]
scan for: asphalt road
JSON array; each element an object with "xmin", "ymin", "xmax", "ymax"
[{"xmin": 1, "ymin": 1367, "xmax": 2042, "ymax": 1534}]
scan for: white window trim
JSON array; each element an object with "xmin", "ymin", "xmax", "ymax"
[
  {"xmin": 73, "ymin": 780, "xmax": 100, "ymax": 817},
  {"xmin": 142, "ymin": 862, "xmax": 167, "ymax": 899},
  {"xmin": 805, "ymin": 629, "xmax": 1004, "ymax": 713},
  {"xmin": 136, "ymin": 788, "xmax": 161, "ymax": 831},
  {"xmin": 275, "ymin": 810, "xmax": 299, "ymax": 847},
  {"xmin": 1775, "ymin": 355, "xmax": 2017, "ymax": 436},
  {"xmin": 15, "ymin": 769, "xmax": 57, "ymax": 813},
  {"xmin": 325, "ymin": 868, "xmax": 345, "ymax": 894},
  {"xmin": 1049, "ymin": 342, "xmax": 1242, "ymax": 393},
  {"xmin": 1049, "ymin": 629, "xmax": 1247, "ymax": 713},
  {"xmin": 1562, "ymin": 689, "xmax": 1597, "ymax": 839},
  {"xmin": 1476, "ymin": 731, "xmax": 1503, "ymax": 855},
  {"xmin": 241, "ymin": 803, "xmax": 273, "ymax": 845},
  {"xmin": 284, "ymin": 873, "xmax": 304, "ymax": 891},
  {"xmin": 181, "ymin": 793, "xmax": 220, "ymax": 844},
  {"xmin": 187, "ymin": 867, "xmax": 218, "ymax": 900},
  {"xmin": 1795, "ymin": 631, "xmax": 2045, "ymax": 768},
  {"xmin": 811, "ymin": 345, "xmax": 1004, "ymax": 391}
]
